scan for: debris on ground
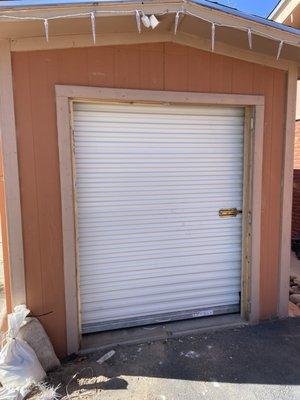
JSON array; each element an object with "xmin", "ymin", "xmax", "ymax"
[
  {"xmin": 33, "ymin": 383, "xmax": 60, "ymax": 400},
  {"xmin": 289, "ymin": 275, "xmax": 300, "ymax": 315},
  {"xmin": 24, "ymin": 318, "xmax": 300, "ymax": 399},
  {"xmin": 180, "ymin": 350, "xmax": 200, "ymax": 359},
  {"xmin": 96, "ymin": 350, "xmax": 115, "ymax": 365},
  {"xmin": 288, "ymin": 300, "xmax": 300, "ymax": 316}
]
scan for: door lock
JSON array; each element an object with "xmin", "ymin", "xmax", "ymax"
[{"xmin": 219, "ymin": 208, "xmax": 243, "ymax": 218}]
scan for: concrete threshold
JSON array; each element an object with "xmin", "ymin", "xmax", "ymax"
[{"xmin": 80, "ymin": 313, "xmax": 246, "ymax": 354}]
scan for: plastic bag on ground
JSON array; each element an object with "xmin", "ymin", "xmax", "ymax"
[
  {"xmin": 0, "ymin": 386, "xmax": 32, "ymax": 400},
  {"xmin": 0, "ymin": 387, "xmax": 23, "ymax": 400},
  {"xmin": 0, "ymin": 305, "xmax": 46, "ymax": 395}
]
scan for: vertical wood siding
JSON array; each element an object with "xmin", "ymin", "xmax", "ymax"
[
  {"xmin": 11, "ymin": 43, "xmax": 287, "ymax": 357},
  {"xmin": 292, "ymin": 121, "xmax": 300, "ymax": 238}
]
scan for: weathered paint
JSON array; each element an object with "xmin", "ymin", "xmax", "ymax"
[{"xmin": 11, "ymin": 43, "xmax": 287, "ymax": 357}]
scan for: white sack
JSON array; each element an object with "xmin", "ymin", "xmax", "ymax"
[
  {"xmin": 0, "ymin": 305, "xmax": 46, "ymax": 390},
  {"xmin": 18, "ymin": 317, "xmax": 60, "ymax": 372},
  {"xmin": 0, "ymin": 387, "xmax": 23, "ymax": 400}
]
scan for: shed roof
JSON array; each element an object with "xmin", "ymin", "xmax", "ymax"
[
  {"xmin": 0, "ymin": 0, "xmax": 299, "ymax": 67},
  {"xmin": 0, "ymin": 0, "xmax": 299, "ymax": 35}
]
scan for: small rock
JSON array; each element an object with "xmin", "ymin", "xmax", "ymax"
[
  {"xmin": 290, "ymin": 294, "xmax": 300, "ymax": 305},
  {"xmin": 294, "ymin": 279, "xmax": 300, "ymax": 286},
  {"xmin": 291, "ymin": 285, "xmax": 300, "ymax": 294},
  {"xmin": 181, "ymin": 350, "xmax": 200, "ymax": 359}
]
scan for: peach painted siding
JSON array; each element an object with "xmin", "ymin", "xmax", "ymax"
[
  {"xmin": 11, "ymin": 43, "xmax": 287, "ymax": 357},
  {"xmin": 292, "ymin": 121, "xmax": 300, "ymax": 238}
]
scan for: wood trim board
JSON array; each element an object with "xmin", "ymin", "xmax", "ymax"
[
  {"xmin": 278, "ymin": 64, "xmax": 298, "ymax": 317},
  {"xmin": 55, "ymin": 85, "xmax": 264, "ymax": 354},
  {"xmin": 0, "ymin": 39, "xmax": 26, "ymax": 309},
  {"xmin": 10, "ymin": 32, "xmax": 296, "ymax": 72}
]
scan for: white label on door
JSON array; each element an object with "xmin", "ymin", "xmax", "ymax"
[{"xmin": 193, "ymin": 310, "xmax": 214, "ymax": 318}]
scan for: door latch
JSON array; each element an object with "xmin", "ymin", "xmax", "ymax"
[{"xmin": 219, "ymin": 208, "xmax": 243, "ymax": 218}]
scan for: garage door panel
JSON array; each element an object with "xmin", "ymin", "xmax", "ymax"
[
  {"xmin": 75, "ymin": 146, "xmax": 243, "ymax": 156},
  {"xmin": 80, "ymin": 253, "xmax": 242, "ymax": 275},
  {"xmin": 78, "ymin": 226, "xmax": 242, "ymax": 242},
  {"xmin": 79, "ymin": 223, "xmax": 241, "ymax": 238},
  {"xmin": 81, "ymin": 261, "xmax": 241, "ymax": 282},
  {"xmin": 73, "ymin": 102, "xmax": 244, "ymax": 332},
  {"xmin": 79, "ymin": 242, "xmax": 242, "ymax": 261},
  {"xmin": 76, "ymin": 169, "xmax": 243, "ymax": 178},
  {"xmin": 81, "ymin": 282, "xmax": 242, "ymax": 307},
  {"xmin": 82, "ymin": 294, "xmax": 240, "ymax": 325},
  {"xmin": 82, "ymin": 289, "xmax": 241, "ymax": 313},
  {"xmin": 77, "ymin": 202, "xmax": 242, "ymax": 215},
  {"xmin": 81, "ymin": 269, "xmax": 241, "ymax": 292},
  {"xmin": 78, "ymin": 215, "xmax": 241, "ymax": 229},
  {"xmin": 79, "ymin": 246, "xmax": 242, "ymax": 271},
  {"xmin": 78, "ymin": 236, "xmax": 241, "ymax": 254}
]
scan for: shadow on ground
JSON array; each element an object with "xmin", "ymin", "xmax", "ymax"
[{"xmin": 38, "ymin": 318, "xmax": 300, "ymax": 399}]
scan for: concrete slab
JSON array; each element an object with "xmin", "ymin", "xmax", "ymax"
[
  {"xmin": 81, "ymin": 314, "xmax": 246, "ymax": 353},
  {"xmin": 29, "ymin": 317, "xmax": 300, "ymax": 400}
]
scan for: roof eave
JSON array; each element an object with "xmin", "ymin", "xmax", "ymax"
[{"xmin": 0, "ymin": 0, "xmax": 299, "ymax": 36}]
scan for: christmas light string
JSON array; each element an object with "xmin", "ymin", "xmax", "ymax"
[{"xmin": 0, "ymin": 6, "xmax": 298, "ymax": 58}]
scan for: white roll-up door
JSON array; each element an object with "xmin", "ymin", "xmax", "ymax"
[{"xmin": 73, "ymin": 102, "xmax": 244, "ymax": 334}]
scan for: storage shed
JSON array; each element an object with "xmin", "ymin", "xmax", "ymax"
[{"xmin": 0, "ymin": 0, "xmax": 299, "ymax": 357}]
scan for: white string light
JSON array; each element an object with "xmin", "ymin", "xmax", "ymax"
[
  {"xmin": 135, "ymin": 10, "xmax": 141, "ymax": 33},
  {"xmin": 183, "ymin": 8, "xmax": 299, "ymax": 57},
  {"xmin": 211, "ymin": 22, "xmax": 216, "ymax": 52},
  {"xmin": 247, "ymin": 28, "xmax": 252, "ymax": 50},
  {"xmin": 174, "ymin": 11, "xmax": 180, "ymax": 35},
  {"xmin": 0, "ymin": 7, "xmax": 297, "ymax": 59},
  {"xmin": 277, "ymin": 40, "xmax": 284, "ymax": 60},
  {"xmin": 43, "ymin": 18, "xmax": 49, "ymax": 42},
  {"xmin": 141, "ymin": 12, "xmax": 151, "ymax": 28},
  {"xmin": 90, "ymin": 12, "xmax": 96, "ymax": 44}
]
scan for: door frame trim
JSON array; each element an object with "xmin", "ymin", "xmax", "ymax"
[{"xmin": 55, "ymin": 85, "xmax": 264, "ymax": 354}]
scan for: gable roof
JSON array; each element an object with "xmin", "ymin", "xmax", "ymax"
[
  {"xmin": 0, "ymin": 0, "xmax": 299, "ymax": 66},
  {"xmin": 0, "ymin": 0, "xmax": 299, "ymax": 36}
]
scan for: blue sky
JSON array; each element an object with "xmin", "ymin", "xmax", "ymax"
[{"xmin": 218, "ymin": 0, "xmax": 279, "ymax": 17}]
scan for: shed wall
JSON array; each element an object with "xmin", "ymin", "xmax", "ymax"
[
  {"xmin": 292, "ymin": 120, "xmax": 300, "ymax": 238},
  {"xmin": 11, "ymin": 43, "xmax": 287, "ymax": 357}
]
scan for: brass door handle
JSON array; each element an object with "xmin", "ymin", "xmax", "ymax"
[{"xmin": 219, "ymin": 208, "xmax": 243, "ymax": 218}]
